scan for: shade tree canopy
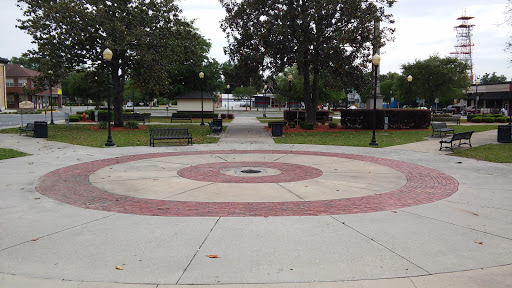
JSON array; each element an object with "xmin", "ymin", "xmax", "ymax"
[
  {"xmin": 395, "ymin": 55, "xmax": 471, "ymax": 107},
  {"xmin": 220, "ymin": 0, "xmax": 396, "ymax": 122},
  {"xmin": 17, "ymin": 0, "xmax": 212, "ymax": 126}
]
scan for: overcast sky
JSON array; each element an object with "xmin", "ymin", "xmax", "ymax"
[{"xmin": 1, "ymin": 0, "xmax": 510, "ymax": 81}]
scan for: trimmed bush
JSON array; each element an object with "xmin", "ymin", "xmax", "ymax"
[
  {"xmin": 472, "ymin": 117, "xmax": 482, "ymax": 123},
  {"xmin": 483, "ymin": 117, "xmax": 495, "ymax": 123},
  {"xmin": 340, "ymin": 109, "xmax": 430, "ymax": 129},
  {"xmin": 124, "ymin": 120, "xmax": 139, "ymax": 129},
  {"xmin": 220, "ymin": 113, "xmax": 227, "ymax": 119},
  {"xmin": 97, "ymin": 121, "xmax": 108, "ymax": 129},
  {"xmin": 227, "ymin": 114, "xmax": 234, "ymax": 119},
  {"xmin": 328, "ymin": 122, "xmax": 338, "ymax": 129},
  {"xmin": 496, "ymin": 117, "xmax": 508, "ymax": 123},
  {"xmin": 288, "ymin": 122, "xmax": 296, "ymax": 128},
  {"xmin": 300, "ymin": 121, "xmax": 315, "ymax": 130},
  {"xmin": 69, "ymin": 115, "xmax": 81, "ymax": 122}
]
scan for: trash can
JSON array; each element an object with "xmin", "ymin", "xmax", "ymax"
[
  {"xmin": 34, "ymin": 121, "xmax": 48, "ymax": 138},
  {"xmin": 497, "ymin": 125, "xmax": 511, "ymax": 143},
  {"xmin": 271, "ymin": 122, "xmax": 284, "ymax": 137}
]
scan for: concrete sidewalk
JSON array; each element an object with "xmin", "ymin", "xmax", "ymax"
[{"xmin": 0, "ymin": 118, "xmax": 511, "ymax": 287}]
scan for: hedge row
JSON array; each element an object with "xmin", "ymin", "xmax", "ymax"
[
  {"xmin": 283, "ymin": 110, "xmax": 330, "ymax": 122},
  {"xmin": 340, "ymin": 109, "xmax": 431, "ymax": 129},
  {"xmin": 468, "ymin": 114, "xmax": 508, "ymax": 122}
]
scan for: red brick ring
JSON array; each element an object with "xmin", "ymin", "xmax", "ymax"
[{"xmin": 36, "ymin": 150, "xmax": 458, "ymax": 217}]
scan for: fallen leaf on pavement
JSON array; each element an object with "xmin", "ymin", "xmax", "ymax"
[
  {"xmin": 207, "ymin": 255, "xmax": 219, "ymax": 258},
  {"xmin": 475, "ymin": 241, "xmax": 483, "ymax": 245},
  {"xmin": 115, "ymin": 265, "xmax": 124, "ymax": 270}
]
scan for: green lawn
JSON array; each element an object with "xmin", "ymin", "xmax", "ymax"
[
  {"xmin": 274, "ymin": 125, "xmax": 499, "ymax": 148},
  {"xmin": 453, "ymin": 143, "xmax": 512, "ymax": 163},
  {"xmin": 0, "ymin": 148, "xmax": 30, "ymax": 160},
  {"xmin": 0, "ymin": 124, "xmax": 220, "ymax": 147}
]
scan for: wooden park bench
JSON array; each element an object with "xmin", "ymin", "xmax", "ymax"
[
  {"xmin": 122, "ymin": 113, "xmax": 147, "ymax": 124},
  {"xmin": 19, "ymin": 123, "xmax": 35, "ymax": 137},
  {"xmin": 208, "ymin": 118, "xmax": 222, "ymax": 134},
  {"xmin": 439, "ymin": 130, "xmax": 474, "ymax": 152},
  {"xmin": 170, "ymin": 114, "xmax": 193, "ymax": 123},
  {"xmin": 149, "ymin": 128, "xmax": 192, "ymax": 146},
  {"xmin": 431, "ymin": 122, "xmax": 455, "ymax": 137}
]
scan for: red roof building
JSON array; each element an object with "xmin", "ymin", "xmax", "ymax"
[{"xmin": 4, "ymin": 64, "xmax": 62, "ymax": 109}]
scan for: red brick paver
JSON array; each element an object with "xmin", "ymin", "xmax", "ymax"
[
  {"xmin": 178, "ymin": 162, "xmax": 323, "ymax": 183},
  {"xmin": 36, "ymin": 150, "xmax": 458, "ymax": 217}
]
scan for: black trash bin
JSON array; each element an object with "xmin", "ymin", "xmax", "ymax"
[
  {"xmin": 271, "ymin": 122, "xmax": 284, "ymax": 137},
  {"xmin": 497, "ymin": 125, "xmax": 511, "ymax": 143},
  {"xmin": 34, "ymin": 121, "xmax": 48, "ymax": 138}
]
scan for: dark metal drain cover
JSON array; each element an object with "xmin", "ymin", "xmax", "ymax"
[{"xmin": 241, "ymin": 169, "xmax": 262, "ymax": 174}]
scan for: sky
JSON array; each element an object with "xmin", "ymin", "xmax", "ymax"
[{"xmin": 1, "ymin": 0, "xmax": 511, "ymax": 81}]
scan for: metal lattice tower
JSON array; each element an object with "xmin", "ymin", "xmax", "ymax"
[{"xmin": 451, "ymin": 12, "xmax": 475, "ymax": 81}]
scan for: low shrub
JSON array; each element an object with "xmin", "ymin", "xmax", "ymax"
[
  {"xmin": 288, "ymin": 122, "xmax": 296, "ymax": 128},
  {"xmin": 328, "ymin": 122, "xmax": 338, "ymax": 129},
  {"xmin": 227, "ymin": 114, "xmax": 234, "ymax": 119},
  {"xmin": 300, "ymin": 121, "xmax": 315, "ymax": 130},
  {"xmin": 472, "ymin": 117, "xmax": 482, "ymax": 123},
  {"xmin": 69, "ymin": 115, "xmax": 81, "ymax": 122},
  {"xmin": 496, "ymin": 117, "xmax": 508, "ymax": 123},
  {"xmin": 97, "ymin": 121, "xmax": 108, "ymax": 129},
  {"xmin": 124, "ymin": 120, "xmax": 139, "ymax": 129},
  {"xmin": 483, "ymin": 117, "xmax": 495, "ymax": 123},
  {"xmin": 220, "ymin": 113, "xmax": 227, "ymax": 119}
]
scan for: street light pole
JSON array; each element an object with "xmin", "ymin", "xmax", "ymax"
[
  {"xmin": 288, "ymin": 74, "xmax": 292, "ymax": 119},
  {"xmin": 199, "ymin": 71, "xmax": 205, "ymax": 126},
  {"xmin": 475, "ymin": 79, "xmax": 480, "ymax": 114},
  {"xmin": 369, "ymin": 54, "xmax": 381, "ymax": 146},
  {"xmin": 263, "ymin": 84, "xmax": 267, "ymax": 117},
  {"xmin": 407, "ymin": 75, "xmax": 412, "ymax": 106},
  {"xmin": 227, "ymin": 84, "xmax": 230, "ymax": 116},
  {"xmin": 103, "ymin": 48, "xmax": 115, "ymax": 147}
]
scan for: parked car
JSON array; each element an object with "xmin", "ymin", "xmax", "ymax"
[
  {"xmin": 430, "ymin": 105, "xmax": 444, "ymax": 114},
  {"xmin": 466, "ymin": 106, "xmax": 481, "ymax": 114},
  {"xmin": 442, "ymin": 105, "xmax": 462, "ymax": 114}
]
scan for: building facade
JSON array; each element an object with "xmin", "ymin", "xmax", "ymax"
[
  {"xmin": 4, "ymin": 64, "xmax": 62, "ymax": 109},
  {"xmin": 467, "ymin": 82, "xmax": 512, "ymax": 115}
]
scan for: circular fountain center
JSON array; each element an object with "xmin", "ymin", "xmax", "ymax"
[{"xmin": 240, "ymin": 169, "xmax": 262, "ymax": 174}]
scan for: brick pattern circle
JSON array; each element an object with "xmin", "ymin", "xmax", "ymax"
[
  {"xmin": 177, "ymin": 162, "xmax": 323, "ymax": 183},
  {"xmin": 36, "ymin": 150, "xmax": 459, "ymax": 217}
]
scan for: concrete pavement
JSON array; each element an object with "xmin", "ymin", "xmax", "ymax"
[{"xmin": 0, "ymin": 116, "xmax": 511, "ymax": 287}]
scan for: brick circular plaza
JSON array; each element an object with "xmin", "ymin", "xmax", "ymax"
[{"xmin": 36, "ymin": 150, "xmax": 458, "ymax": 217}]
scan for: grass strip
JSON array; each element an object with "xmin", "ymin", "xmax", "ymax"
[
  {"xmin": 0, "ymin": 148, "xmax": 30, "ymax": 160},
  {"xmin": 1, "ymin": 124, "xmax": 219, "ymax": 147}
]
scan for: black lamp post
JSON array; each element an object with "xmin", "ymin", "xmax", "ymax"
[
  {"xmin": 227, "ymin": 84, "xmax": 230, "ymax": 116},
  {"xmin": 475, "ymin": 79, "xmax": 480, "ymax": 114},
  {"xmin": 199, "ymin": 71, "xmax": 205, "ymax": 126},
  {"xmin": 288, "ymin": 74, "xmax": 292, "ymax": 115},
  {"xmin": 407, "ymin": 75, "xmax": 412, "ymax": 106},
  {"xmin": 103, "ymin": 48, "xmax": 115, "ymax": 147},
  {"xmin": 369, "ymin": 54, "xmax": 380, "ymax": 146},
  {"xmin": 49, "ymin": 71, "xmax": 55, "ymax": 125},
  {"xmin": 263, "ymin": 84, "xmax": 267, "ymax": 117}
]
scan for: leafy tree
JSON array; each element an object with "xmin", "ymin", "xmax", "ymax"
[
  {"xmin": 233, "ymin": 86, "xmax": 257, "ymax": 110},
  {"xmin": 62, "ymin": 69, "xmax": 108, "ymax": 108},
  {"xmin": 479, "ymin": 72, "xmax": 508, "ymax": 84},
  {"xmin": 9, "ymin": 56, "xmax": 38, "ymax": 70},
  {"xmin": 396, "ymin": 55, "xmax": 470, "ymax": 107},
  {"xmin": 220, "ymin": 0, "xmax": 396, "ymax": 122},
  {"xmin": 18, "ymin": 0, "xmax": 210, "ymax": 127}
]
